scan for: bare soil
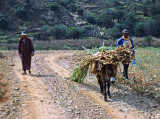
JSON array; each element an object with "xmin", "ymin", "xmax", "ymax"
[{"xmin": 0, "ymin": 50, "xmax": 159, "ymax": 119}]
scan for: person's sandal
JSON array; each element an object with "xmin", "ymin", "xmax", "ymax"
[
  {"xmin": 22, "ymin": 71, "xmax": 26, "ymax": 75},
  {"xmin": 28, "ymin": 70, "xmax": 31, "ymax": 74}
]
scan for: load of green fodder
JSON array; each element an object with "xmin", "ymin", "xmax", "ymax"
[{"xmin": 70, "ymin": 45, "xmax": 134, "ymax": 83}]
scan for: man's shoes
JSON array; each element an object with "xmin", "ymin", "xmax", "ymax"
[
  {"xmin": 125, "ymin": 78, "xmax": 128, "ymax": 81},
  {"xmin": 22, "ymin": 71, "xmax": 26, "ymax": 75},
  {"xmin": 28, "ymin": 70, "xmax": 31, "ymax": 74}
]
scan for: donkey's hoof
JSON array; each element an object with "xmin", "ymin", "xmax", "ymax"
[
  {"xmin": 104, "ymin": 97, "xmax": 107, "ymax": 101},
  {"xmin": 108, "ymin": 94, "xmax": 111, "ymax": 98},
  {"xmin": 101, "ymin": 91, "xmax": 103, "ymax": 94}
]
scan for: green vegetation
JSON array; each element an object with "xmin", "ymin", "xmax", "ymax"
[
  {"xmin": 145, "ymin": 35, "xmax": 153, "ymax": 46},
  {"xmin": 67, "ymin": 27, "xmax": 84, "ymax": 39},
  {"xmin": 118, "ymin": 47, "xmax": 160, "ymax": 101},
  {"xmin": 1, "ymin": 0, "xmax": 160, "ymax": 42},
  {"xmin": 86, "ymin": 14, "xmax": 97, "ymax": 24},
  {"xmin": 14, "ymin": 6, "xmax": 28, "ymax": 20},
  {"xmin": 51, "ymin": 25, "xmax": 67, "ymax": 39},
  {"xmin": 71, "ymin": 47, "xmax": 160, "ymax": 103},
  {"xmin": 50, "ymin": 2, "xmax": 60, "ymax": 12},
  {"xmin": 0, "ymin": 14, "xmax": 8, "ymax": 29},
  {"xmin": 77, "ymin": 8, "xmax": 84, "ymax": 16}
]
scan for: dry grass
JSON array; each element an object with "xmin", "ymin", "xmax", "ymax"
[
  {"xmin": 0, "ymin": 37, "xmax": 159, "ymax": 50},
  {"xmin": 71, "ymin": 47, "xmax": 160, "ymax": 103},
  {"xmin": 117, "ymin": 47, "xmax": 160, "ymax": 102}
]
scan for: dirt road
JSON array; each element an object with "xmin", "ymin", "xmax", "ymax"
[{"xmin": 0, "ymin": 51, "xmax": 159, "ymax": 119}]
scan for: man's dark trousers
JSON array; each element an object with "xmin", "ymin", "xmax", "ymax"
[{"xmin": 123, "ymin": 64, "xmax": 129, "ymax": 79}]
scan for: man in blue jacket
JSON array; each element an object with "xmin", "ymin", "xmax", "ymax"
[{"xmin": 117, "ymin": 29, "xmax": 135, "ymax": 80}]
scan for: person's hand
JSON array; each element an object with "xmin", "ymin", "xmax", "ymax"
[
  {"xmin": 32, "ymin": 53, "xmax": 34, "ymax": 56},
  {"xmin": 19, "ymin": 53, "xmax": 22, "ymax": 59},
  {"xmin": 133, "ymin": 55, "xmax": 136, "ymax": 60}
]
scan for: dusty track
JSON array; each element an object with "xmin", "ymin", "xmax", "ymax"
[{"xmin": 1, "ymin": 50, "xmax": 160, "ymax": 119}]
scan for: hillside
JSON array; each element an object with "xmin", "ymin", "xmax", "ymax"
[{"xmin": 0, "ymin": 0, "xmax": 160, "ymax": 42}]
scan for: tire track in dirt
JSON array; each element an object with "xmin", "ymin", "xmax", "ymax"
[
  {"xmin": 8, "ymin": 50, "xmax": 159, "ymax": 119},
  {"xmin": 45, "ymin": 52, "xmax": 148, "ymax": 119},
  {"xmin": 13, "ymin": 56, "xmax": 67, "ymax": 119}
]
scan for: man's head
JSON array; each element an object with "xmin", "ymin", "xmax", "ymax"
[
  {"xmin": 122, "ymin": 29, "xmax": 129, "ymax": 38},
  {"xmin": 21, "ymin": 31, "xmax": 27, "ymax": 39}
]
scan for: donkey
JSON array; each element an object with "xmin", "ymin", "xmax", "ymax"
[{"xmin": 91, "ymin": 62, "xmax": 118, "ymax": 101}]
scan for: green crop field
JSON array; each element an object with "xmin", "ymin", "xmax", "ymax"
[{"xmin": 117, "ymin": 47, "xmax": 160, "ymax": 102}]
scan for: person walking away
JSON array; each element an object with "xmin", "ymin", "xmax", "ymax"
[
  {"xmin": 117, "ymin": 29, "xmax": 135, "ymax": 80},
  {"xmin": 18, "ymin": 31, "xmax": 35, "ymax": 74}
]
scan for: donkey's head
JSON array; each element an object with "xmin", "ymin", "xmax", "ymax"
[{"xmin": 105, "ymin": 64, "xmax": 118, "ymax": 83}]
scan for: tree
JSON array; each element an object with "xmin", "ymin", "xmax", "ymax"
[
  {"xmin": 67, "ymin": 3, "xmax": 77, "ymax": 12},
  {"xmin": 77, "ymin": 8, "xmax": 84, "ymax": 16},
  {"xmin": 86, "ymin": 14, "xmax": 97, "ymax": 24},
  {"xmin": 67, "ymin": 27, "xmax": 84, "ymax": 39},
  {"xmin": 107, "ymin": 23, "xmax": 125, "ymax": 38},
  {"xmin": 14, "ymin": 7, "xmax": 28, "ymax": 19},
  {"xmin": 97, "ymin": 11, "xmax": 114, "ymax": 28},
  {"xmin": 0, "ymin": 14, "xmax": 8, "ymax": 29},
  {"xmin": 143, "ymin": 18, "xmax": 159, "ymax": 36},
  {"xmin": 134, "ymin": 22, "xmax": 145, "ymax": 37},
  {"xmin": 145, "ymin": 35, "xmax": 153, "ymax": 46},
  {"xmin": 51, "ymin": 25, "xmax": 67, "ymax": 39},
  {"xmin": 122, "ymin": 11, "xmax": 138, "ymax": 34},
  {"xmin": 50, "ymin": 2, "xmax": 60, "ymax": 12},
  {"xmin": 59, "ymin": 0, "xmax": 70, "ymax": 7}
]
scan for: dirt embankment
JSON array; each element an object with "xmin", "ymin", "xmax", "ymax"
[{"xmin": 0, "ymin": 50, "xmax": 159, "ymax": 119}]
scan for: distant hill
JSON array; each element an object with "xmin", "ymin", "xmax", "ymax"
[{"xmin": 0, "ymin": 0, "xmax": 160, "ymax": 41}]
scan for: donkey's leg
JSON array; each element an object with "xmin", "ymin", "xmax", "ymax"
[
  {"xmin": 96, "ymin": 74, "xmax": 103, "ymax": 94},
  {"xmin": 102, "ymin": 74, "xmax": 107, "ymax": 101},
  {"xmin": 107, "ymin": 80, "xmax": 111, "ymax": 98}
]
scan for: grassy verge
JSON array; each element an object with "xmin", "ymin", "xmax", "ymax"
[{"xmin": 117, "ymin": 47, "xmax": 160, "ymax": 103}]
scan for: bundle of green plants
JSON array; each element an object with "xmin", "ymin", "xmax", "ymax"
[{"xmin": 70, "ymin": 57, "xmax": 91, "ymax": 83}]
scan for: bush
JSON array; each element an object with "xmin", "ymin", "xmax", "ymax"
[
  {"xmin": 0, "ymin": 18, "xmax": 8, "ymax": 29},
  {"xmin": 67, "ymin": 3, "xmax": 76, "ymax": 12},
  {"xmin": 0, "ymin": 14, "xmax": 8, "ymax": 29},
  {"xmin": 77, "ymin": 8, "xmax": 84, "ymax": 16},
  {"xmin": 50, "ymin": 2, "xmax": 60, "ymax": 12},
  {"xmin": 14, "ymin": 7, "xmax": 28, "ymax": 19},
  {"xmin": 67, "ymin": 27, "xmax": 84, "ymax": 39},
  {"xmin": 59, "ymin": 0, "xmax": 70, "ymax": 7},
  {"xmin": 41, "ymin": 25, "xmax": 51, "ymax": 35},
  {"xmin": 86, "ymin": 14, "xmax": 97, "ymax": 24},
  {"xmin": 145, "ymin": 35, "xmax": 153, "ymax": 46},
  {"xmin": 51, "ymin": 25, "xmax": 67, "ymax": 39},
  {"xmin": 97, "ymin": 11, "xmax": 114, "ymax": 28},
  {"xmin": 134, "ymin": 22, "xmax": 145, "ymax": 37}
]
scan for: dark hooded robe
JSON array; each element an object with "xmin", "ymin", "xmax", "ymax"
[{"xmin": 18, "ymin": 37, "xmax": 35, "ymax": 71}]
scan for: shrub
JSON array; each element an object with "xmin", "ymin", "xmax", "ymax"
[
  {"xmin": 14, "ymin": 7, "xmax": 28, "ymax": 19},
  {"xmin": 51, "ymin": 25, "xmax": 67, "ymax": 39},
  {"xmin": 86, "ymin": 14, "xmax": 97, "ymax": 24},
  {"xmin": 67, "ymin": 3, "xmax": 76, "ymax": 12},
  {"xmin": 41, "ymin": 25, "xmax": 51, "ymax": 35},
  {"xmin": 97, "ymin": 11, "xmax": 113, "ymax": 28},
  {"xmin": 0, "ymin": 14, "xmax": 8, "ymax": 29},
  {"xmin": 67, "ymin": 27, "xmax": 84, "ymax": 39},
  {"xmin": 134, "ymin": 22, "xmax": 145, "ymax": 37},
  {"xmin": 77, "ymin": 8, "xmax": 84, "ymax": 16},
  {"xmin": 59, "ymin": 0, "xmax": 70, "ymax": 7},
  {"xmin": 145, "ymin": 35, "xmax": 153, "ymax": 46},
  {"xmin": 50, "ymin": 2, "xmax": 60, "ymax": 12}
]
